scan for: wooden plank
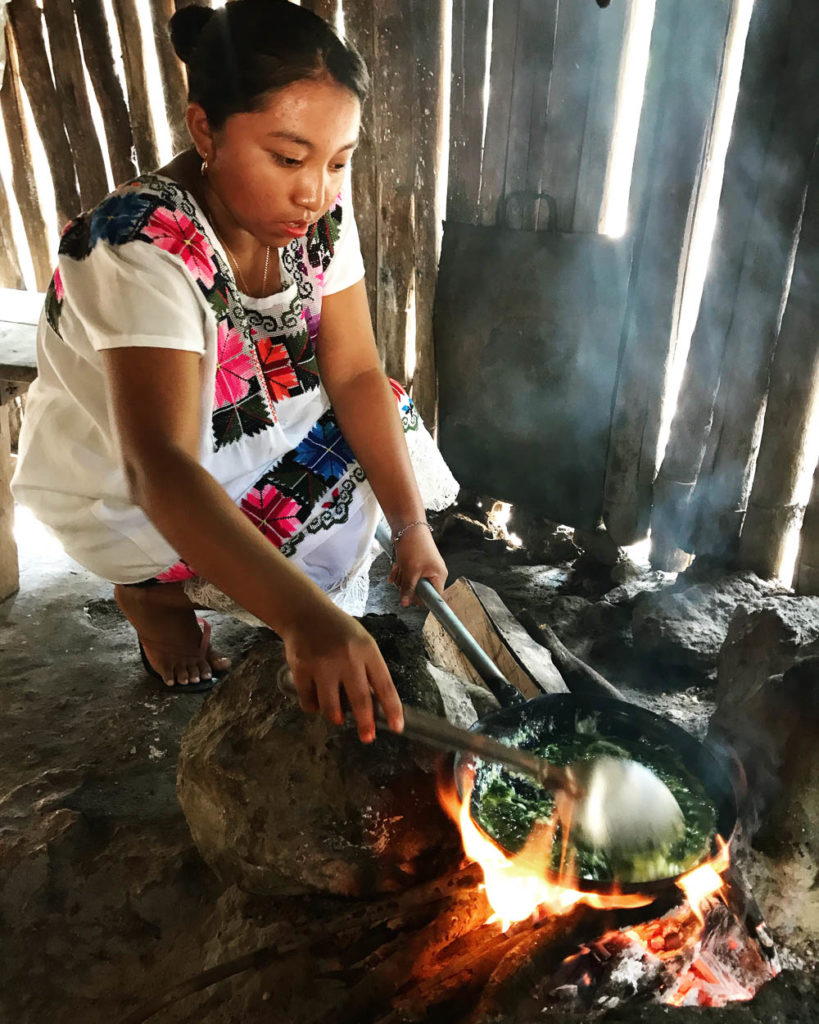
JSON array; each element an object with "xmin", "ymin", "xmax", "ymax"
[
  {"xmin": 602, "ymin": 0, "xmax": 732, "ymax": 546},
  {"xmin": 0, "ymin": 26, "xmax": 53, "ymax": 291},
  {"xmin": 6, "ymin": 0, "xmax": 80, "ymax": 224},
  {"xmin": 407, "ymin": 0, "xmax": 445, "ymax": 430},
  {"xmin": 650, "ymin": 0, "xmax": 795, "ymax": 565},
  {"xmin": 476, "ymin": 0, "xmax": 522, "ymax": 227},
  {"xmin": 111, "ymin": 0, "xmax": 160, "ymax": 172},
  {"xmin": 148, "ymin": 0, "xmax": 190, "ymax": 156},
  {"xmin": 341, "ymin": 1, "xmax": 378, "ymax": 326},
  {"xmin": 421, "ymin": 578, "xmax": 567, "ymax": 699},
  {"xmin": 737, "ymin": 134, "xmax": 819, "ymax": 579},
  {"xmin": 42, "ymin": 0, "xmax": 109, "ymax": 209},
  {"xmin": 0, "ymin": 322, "xmax": 38, "ymax": 384},
  {"xmin": 537, "ymin": 0, "xmax": 600, "ymax": 232},
  {"xmin": 446, "ymin": 0, "xmax": 491, "ymax": 225},
  {"xmin": 73, "ymin": 0, "xmax": 138, "ymax": 186},
  {"xmin": 501, "ymin": 0, "xmax": 558, "ymax": 231},
  {"xmin": 796, "ymin": 460, "xmax": 819, "ymax": 594},
  {"xmin": 0, "ymin": 400, "xmax": 20, "ymax": 601},
  {"xmin": 572, "ymin": 0, "xmax": 628, "ymax": 233},
  {"xmin": 0, "ymin": 180, "xmax": 24, "ymax": 291},
  {"xmin": 692, "ymin": 0, "xmax": 819, "ymax": 562}
]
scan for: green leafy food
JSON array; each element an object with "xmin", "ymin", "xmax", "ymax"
[{"xmin": 471, "ymin": 731, "xmax": 717, "ymax": 884}]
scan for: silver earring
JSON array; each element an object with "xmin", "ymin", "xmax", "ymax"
[{"xmin": 201, "ymin": 157, "xmax": 208, "ymax": 176}]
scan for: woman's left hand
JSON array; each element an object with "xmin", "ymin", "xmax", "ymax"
[{"xmin": 387, "ymin": 524, "xmax": 448, "ymax": 606}]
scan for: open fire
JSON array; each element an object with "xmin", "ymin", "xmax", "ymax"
[{"xmin": 438, "ymin": 765, "xmax": 777, "ymax": 1010}]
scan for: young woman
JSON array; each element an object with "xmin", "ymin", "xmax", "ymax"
[{"xmin": 12, "ymin": 0, "xmax": 458, "ymax": 743}]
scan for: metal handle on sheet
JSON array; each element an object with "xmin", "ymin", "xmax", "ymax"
[{"xmin": 374, "ymin": 523, "xmax": 523, "ymax": 707}]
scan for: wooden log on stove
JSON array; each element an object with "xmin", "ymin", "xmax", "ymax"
[
  {"xmin": 111, "ymin": 0, "xmax": 160, "ymax": 172},
  {"xmin": 602, "ymin": 0, "xmax": 732, "ymax": 546},
  {"xmin": 422, "ymin": 577, "xmax": 568, "ymax": 699},
  {"xmin": 0, "ymin": 26, "xmax": 52, "ymax": 290},
  {"xmin": 517, "ymin": 609, "xmax": 624, "ymax": 701},
  {"xmin": 148, "ymin": 0, "xmax": 190, "ymax": 156},
  {"xmin": 72, "ymin": 0, "xmax": 138, "ymax": 187},
  {"xmin": 41, "ymin": 0, "xmax": 109, "ymax": 209},
  {"xmin": 340, "ymin": 1, "xmax": 377, "ymax": 320},
  {"xmin": 795, "ymin": 462, "xmax": 819, "ymax": 595},
  {"xmin": 738, "ymin": 137, "xmax": 819, "ymax": 580},
  {"xmin": 6, "ymin": 0, "xmax": 80, "ymax": 224},
  {"xmin": 446, "ymin": 0, "xmax": 491, "ymax": 225},
  {"xmin": 692, "ymin": 0, "xmax": 819, "ymax": 564},
  {"xmin": 650, "ymin": 0, "xmax": 796, "ymax": 570}
]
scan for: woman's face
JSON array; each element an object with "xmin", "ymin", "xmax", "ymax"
[{"xmin": 203, "ymin": 76, "xmax": 361, "ymax": 246}]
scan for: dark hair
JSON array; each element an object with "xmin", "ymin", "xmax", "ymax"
[{"xmin": 169, "ymin": 0, "xmax": 368, "ymax": 130}]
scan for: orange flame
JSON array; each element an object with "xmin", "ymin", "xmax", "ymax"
[
  {"xmin": 675, "ymin": 835, "xmax": 731, "ymax": 923},
  {"xmin": 438, "ymin": 767, "xmax": 654, "ymax": 927}
]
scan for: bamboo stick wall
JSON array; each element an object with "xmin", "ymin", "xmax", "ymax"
[{"xmin": 1, "ymin": 0, "xmax": 818, "ymax": 590}]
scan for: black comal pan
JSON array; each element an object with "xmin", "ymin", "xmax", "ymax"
[{"xmin": 452, "ymin": 691, "xmax": 739, "ymax": 897}]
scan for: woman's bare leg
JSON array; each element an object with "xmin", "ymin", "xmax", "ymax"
[{"xmin": 114, "ymin": 582, "xmax": 231, "ymax": 686}]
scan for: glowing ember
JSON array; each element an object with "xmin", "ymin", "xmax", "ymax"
[{"xmin": 438, "ymin": 768, "xmax": 653, "ymax": 927}]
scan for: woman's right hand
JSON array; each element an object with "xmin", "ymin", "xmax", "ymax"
[{"xmin": 282, "ymin": 605, "xmax": 404, "ymax": 744}]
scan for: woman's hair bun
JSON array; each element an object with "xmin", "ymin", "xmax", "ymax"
[{"xmin": 169, "ymin": 5, "xmax": 215, "ymax": 66}]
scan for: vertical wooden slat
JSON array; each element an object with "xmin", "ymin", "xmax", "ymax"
[
  {"xmin": 650, "ymin": 0, "xmax": 794, "ymax": 564},
  {"xmin": 602, "ymin": 0, "xmax": 732, "ymax": 546},
  {"xmin": 42, "ymin": 0, "xmax": 109, "ymax": 208},
  {"xmin": 477, "ymin": 0, "xmax": 522, "ymax": 226},
  {"xmin": 73, "ymin": 0, "xmax": 138, "ymax": 186},
  {"xmin": 0, "ymin": 25, "xmax": 52, "ymax": 290},
  {"xmin": 502, "ymin": 0, "xmax": 559, "ymax": 231},
  {"xmin": 148, "ymin": 0, "xmax": 190, "ymax": 156},
  {"xmin": 343, "ymin": 0, "xmax": 378, "ymax": 324},
  {"xmin": 408, "ymin": 0, "xmax": 446, "ymax": 431},
  {"xmin": 301, "ymin": 0, "xmax": 337, "ymax": 23},
  {"xmin": 111, "ymin": 0, "xmax": 160, "ymax": 172},
  {"xmin": 692, "ymin": 0, "xmax": 819, "ymax": 562},
  {"xmin": 737, "ymin": 136, "xmax": 819, "ymax": 578},
  {"xmin": 6, "ymin": 0, "xmax": 80, "ymax": 225},
  {"xmin": 796, "ymin": 460, "xmax": 819, "ymax": 594},
  {"xmin": 446, "ymin": 0, "xmax": 490, "ymax": 225},
  {"xmin": 0, "ymin": 398, "xmax": 20, "ymax": 601},
  {"xmin": 0, "ymin": 177, "xmax": 24, "ymax": 290},
  {"xmin": 572, "ymin": 1, "xmax": 629, "ymax": 233}
]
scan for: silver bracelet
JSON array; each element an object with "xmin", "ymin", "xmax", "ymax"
[{"xmin": 391, "ymin": 520, "xmax": 432, "ymax": 546}]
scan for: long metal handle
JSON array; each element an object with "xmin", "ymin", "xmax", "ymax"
[
  {"xmin": 375, "ymin": 523, "xmax": 523, "ymax": 707},
  {"xmin": 277, "ymin": 666, "xmax": 572, "ymax": 794}
]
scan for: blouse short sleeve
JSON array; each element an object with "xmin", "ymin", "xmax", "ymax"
[
  {"xmin": 321, "ymin": 188, "xmax": 366, "ymax": 297},
  {"xmin": 58, "ymin": 236, "xmax": 208, "ymax": 355}
]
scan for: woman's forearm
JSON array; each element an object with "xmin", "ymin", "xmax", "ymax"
[
  {"xmin": 329, "ymin": 368, "xmax": 426, "ymax": 532},
  {"xmin": 126, "ymin": 443, "xmax": 336, "ymax": 634}
]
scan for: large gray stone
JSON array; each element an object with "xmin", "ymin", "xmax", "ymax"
[
  {"xmin": 177, "ymin": 615, "xmax": 465, "ymax": 899},
  {"xmin": 631, "ymin": 571, "xmax": 783, "ymax": 672},
  {"xmin": 716, "ymin": 595, "xmax": 819, "ymax": 707}
]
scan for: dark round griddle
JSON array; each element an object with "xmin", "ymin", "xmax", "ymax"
[{"xmin": 453, "ymin": 693, "xmax": 739, "ymax": 896}]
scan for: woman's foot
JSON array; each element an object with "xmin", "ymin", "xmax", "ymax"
[{"xmin": 114, "ymin": 582, "xmax": 232, "ymax": 687}]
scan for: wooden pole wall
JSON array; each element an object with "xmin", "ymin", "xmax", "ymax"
[
  {"xmin": 737, "ymin": 134, "xmax": 819, "ymax": 578},
  {"xmin": 6, "ymin": 0, "xmax": 80, "ymax": 225},
  {"xmin": 691, "ymin": 0, "xmax": 819, "ymax": 563},
  {"xmin": 112, "ymin": 0, "xmax": 160, "ymax": 172},
  {"xmin": 602, "ymin": 0, "xmax": 732, "ymax": 546},
  {"xmin": 0, "ymin": 25, "xmax": 52, "ymax": 290},
  {"xmin": 650, "ymin": 0, "xmax": 795, "ymax": 568},
  {"xmin": 796, "ymin": 461, "xmax": 819, "ymax": 594},
  {"xmin": 149, "ymin": 0, "xmax": 190, "ymax": 156},
  {"xmin": 72, "ymin": 0, "xmax": 138, "ymax": 187},
  {"xmin": 0, "ymin": 177, "xmax": 24, "ymax": 289}
]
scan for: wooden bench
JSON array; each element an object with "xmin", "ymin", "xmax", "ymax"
[{"xmin": 1, "ymin": 317, "xmax": 38, "ymax": 601}]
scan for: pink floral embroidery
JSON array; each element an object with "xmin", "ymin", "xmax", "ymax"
[
  {"xmin": 143, "ymin": 207, "xmax": 215, "ymax": 289},
  {"xmin": 241, "ymin": 485, "xmax": 301, "ymax": 545},
  {"xmin": 215, "ymin": 321, "xmax": 254, "ymax": 408},
  {"xmin": 155, "ymin": 560, "xmax": 196, "ymax": 583},
  {"xmin": 53, "ymin": 267, "xmax": 65, "ymax": 302}
]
